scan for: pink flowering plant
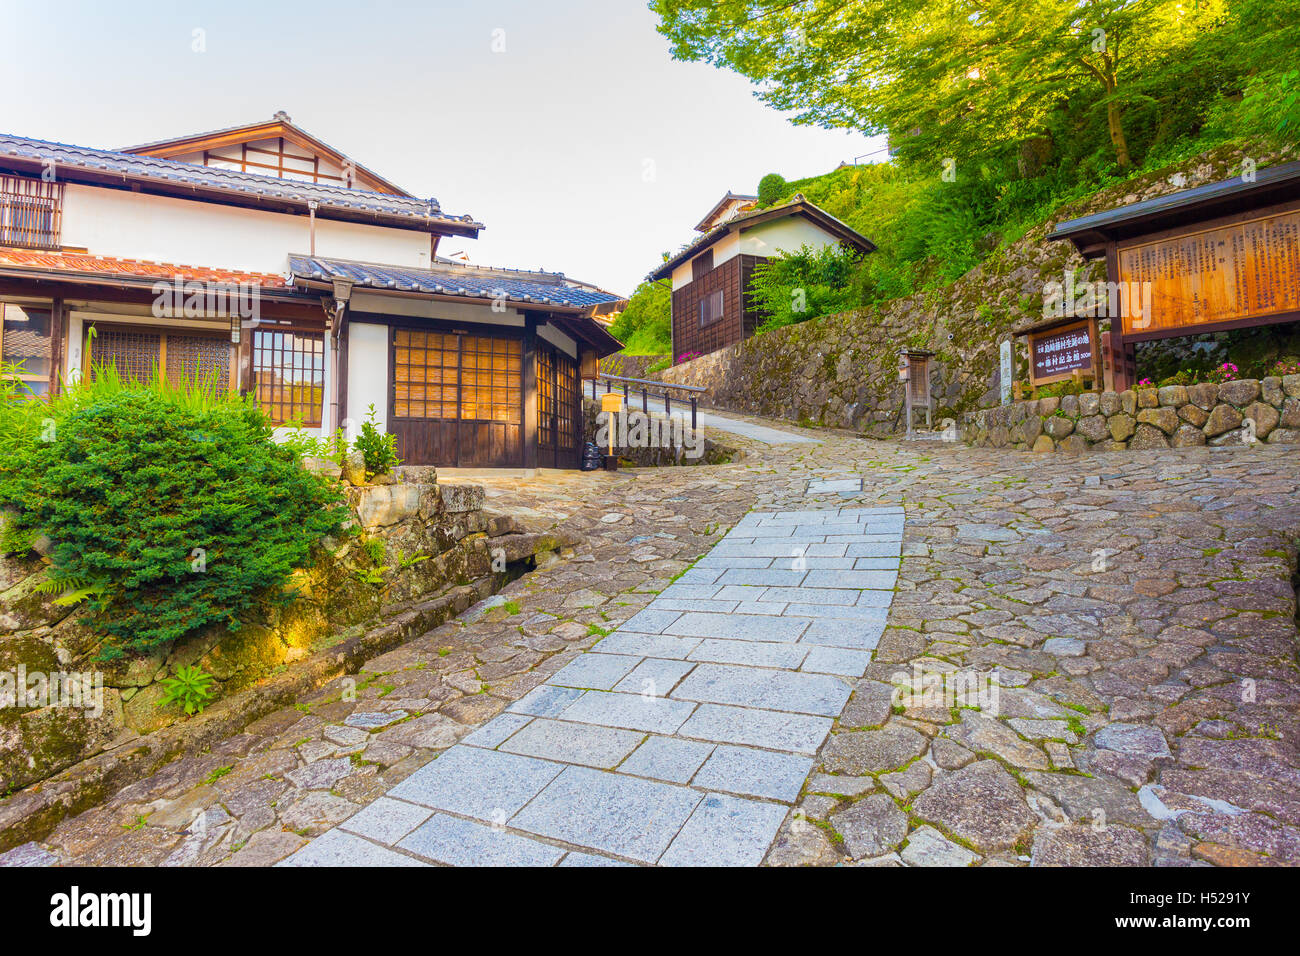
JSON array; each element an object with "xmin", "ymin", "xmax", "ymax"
[{"xmin": 1205, "ymin": 362, "xmax": 1239, "ymax": 384}]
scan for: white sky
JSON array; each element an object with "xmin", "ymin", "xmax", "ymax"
[{"xmin": 0, "ymin": 0, "xmax": 883, "ymax": 295}]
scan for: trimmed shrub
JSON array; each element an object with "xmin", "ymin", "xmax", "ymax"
[
  {"xmin": 0, "ymin": 368, "xmax": 345, "ymax": 658},
  {"xmin": 757, "ymin": 172, "xmax": 788, "ymax": 206}
]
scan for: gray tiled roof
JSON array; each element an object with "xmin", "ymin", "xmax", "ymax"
[
  {"xmin": 288, "ymin": 255, "xmax": 622, "ymax": 309},
  {"xmin": 0, "ymin": 133, "xmax": 480, "ymax": 230}
]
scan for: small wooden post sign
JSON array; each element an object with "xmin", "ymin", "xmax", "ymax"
[
  {"xmin": 1026, "ymin": 317, "xmax": 1100, "ymax": 388},
  {"xmin": 600, "ymin": 392, "xmax": 623, "ymax": 454}
]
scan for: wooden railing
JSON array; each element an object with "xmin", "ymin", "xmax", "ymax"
[
  {"xmin": 587, "ymin": 372, "xmax": 707, "ymax": 430},
  {"xmin": 0, "ymin": 176, "xmax": 63, "ymax": 249}
]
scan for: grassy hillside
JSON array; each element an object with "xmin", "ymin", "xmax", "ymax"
[{"xmin": 614, "ymin": 121, "xmax": 1298, "ymax": 363}]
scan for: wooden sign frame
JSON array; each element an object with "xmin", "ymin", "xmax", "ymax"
[{"xmin": 1026, "ymin": 317, "xmax": 1101, "ymax": 388}]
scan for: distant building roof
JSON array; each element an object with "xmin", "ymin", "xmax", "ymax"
[
  {"xmin": 0, "ymin": 133, "xmax": 482, "ymax": 237},
  {"xmin": 1049, "ymin": 160, "xmax": 1300, "ymax": 256},
  {"xmin": 650, "ymin": 195, "xmax": 876, "ymax": 281},
  {"xmin": 694, "ymin": 191, "xmax": 758, "ymax": 233},
  {"xmin": 118, "ymin": 112, "xmax": 413, "ymax": 197}
]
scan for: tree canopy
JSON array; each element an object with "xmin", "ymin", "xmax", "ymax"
[{"xmin": 653, "ymin": 0, "xmax": 1296, "ymax": 178}]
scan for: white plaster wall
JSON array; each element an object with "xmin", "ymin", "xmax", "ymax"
[
  {"xmin": 170, "ymin": 138, "xmax": 347, "ymax": 184},
  {"xmin": 347, "ymin": 321, "xmax": 391, "ymax": 434},
  {"xmin": 739, "ymin": 217, "xmax": 839, "ymax": 258},
  {"xmin": 349, "ymin": 292, "xmax": 524, "ymax": 326},
  {"xmin": 59, "ymin": 184, "xmax": 433, "ymax": 275},
  {"xmin": 671, "ymin": 232, "xmax": 741, "ymax": 291}
]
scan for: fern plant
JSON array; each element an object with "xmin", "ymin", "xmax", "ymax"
[
  {"xmin": 355, "ymin": 566, "xmax": 390, "ymax": 586},
  {"xmin": 33, "ymin": 574, "xmax": 110, "ymax": 607}
]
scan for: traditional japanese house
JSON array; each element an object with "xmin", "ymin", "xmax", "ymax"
[
  {"xmin": 649, "ymin": 192, "xmax": 875, "ymax": 363},
  {"xmin": 0, "ymin": 113, "xmax": 622, "ymax": 468}
]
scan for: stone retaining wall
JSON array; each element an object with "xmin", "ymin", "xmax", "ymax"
[
  {"xmin": 599, "ymin": 354, "xmax": 667, "ymax": 380},
  {"xmin": 964, "ymin": 377, "xmax": 1300, "ymax": 452},
  {"xmin": 0, "ymin": 470, "xmax": 574, "ymax": 806},
  {"xmin": 582, "ymin": 400, "xmax": 737, "ymax": 467}
]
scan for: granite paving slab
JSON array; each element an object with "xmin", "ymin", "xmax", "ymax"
[{"xmin": 267, "ymin": 506, "xmax": 903, "ymax": 866}]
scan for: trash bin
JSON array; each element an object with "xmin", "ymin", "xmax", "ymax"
[{"xmin": 580, "ymin": 442, "xmax": 604, "ymax": 471}]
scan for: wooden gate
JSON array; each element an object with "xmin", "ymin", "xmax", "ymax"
[{"xmin": 389, "ymin": 327, "xmax": 523, "ymax": 467}]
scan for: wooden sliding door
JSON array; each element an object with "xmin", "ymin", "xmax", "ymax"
[{"xmin": 390, "ymin": 326, "xmax": 523, "ymax": 467}]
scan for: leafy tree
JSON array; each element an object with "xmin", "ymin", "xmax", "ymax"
[
  {"xmin": 608, "ymin": 278, "xmax": 672, "ymax": 355},
  {"xmin": 757, "ymin": 172, "xmax": 788, "ymax": 205},
  {"xmin": 653, "ymin": 0, "xmax": 1238, "ymax": 174}
]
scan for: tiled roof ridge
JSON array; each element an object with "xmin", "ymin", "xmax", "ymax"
[
  {"xmin": 288, "ymin": 254, "xmax": 620, "ymax": 309},
  {"xmin": 0, "ymin": 133, "xmax": 481, "ymax": 227},
  {"xmin": 114, "ymin": 114, "xmax": 410, "ymax": 196}
]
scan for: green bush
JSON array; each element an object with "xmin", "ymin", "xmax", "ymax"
[
  {"xmin": 747, "ymin": 243, "xmax": 865, "ymax": 333},
  {"xmin": 757, "ymin": 173, "xmax": 788, "ymax": 206},
  {"xmin": 354, "ymin": 403, "xmax": 400, "ymax": 475},
  {"xmin": 0, "ymin": 365, "xmax": 346, "ymax": 658}
]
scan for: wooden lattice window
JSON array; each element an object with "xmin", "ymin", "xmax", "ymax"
[
  {"xmin": 537, "ymin": 346, "xmax": 555, "ymax": 447},
  {"xmin": 166, "ymin": 333, "xmax": 231, "ymax": 386},
  {"xmin": 87, "ymin": 323, "xmax": 234, "ymax": 392},
  {"xmin": 0, "ymin": 175, "xmax": 63, "ymax": 249},
  {"xmin": 555, "ymin": 352, "xmax": 578, "ymax": 452},
  {"xmin": 88, "ymin": 326, "xmax": 160, "ymax": 384},
  {"xmin": 0, "ymin": 303, "xmax": 53, "ymax": 396},
  {"xmin": 459, "ymin": 335, "xmax": 521, "ymax": 423},
  {"xmin": 393, "ymin": 329, "xmax": 459, "ymax": 419},
  {"xmin": 251, "ymin": 329, "xmax": 323, "ymax": 425}
]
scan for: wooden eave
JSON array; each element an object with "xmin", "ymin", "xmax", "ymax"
[{"xmin": 121, "ymin": 121, "xmax": 409, "ymax": 196}]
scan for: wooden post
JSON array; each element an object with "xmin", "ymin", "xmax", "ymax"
[
  {"xmin": 48, "ymin": 297, "xmax": 64, "ymax": 395},
  {"xmin": 522, "ymin": 317, "xmax": 538, "ymax": 470}
]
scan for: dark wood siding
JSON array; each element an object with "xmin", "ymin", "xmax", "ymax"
[{"xmin": 671, "ymin": 253, "xmax": 768, "ymax": 362}]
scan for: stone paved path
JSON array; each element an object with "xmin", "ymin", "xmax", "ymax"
[
  {"xmin": 638, "ymin": 397, "xmax": 821, "ymax": 445},
  {"xmin": 7, "ymin": 416, "xmax": 1300, "ymax": 867},
  {"xmin": 279, "ymin": 506, "xmax": 902, "ymax": 866}
]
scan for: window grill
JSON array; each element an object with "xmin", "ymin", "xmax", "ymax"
[{"xmin": 0, "ymin": 175, "xmax": 63, "ymax": 249}]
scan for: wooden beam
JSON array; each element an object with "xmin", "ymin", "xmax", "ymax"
[{"xmin": 522, "ymin": 316, "xmax": 538, "ymax": 470}]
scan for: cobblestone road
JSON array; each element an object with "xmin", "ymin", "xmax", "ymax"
[{"xmin": 5, "ymin": 416, "xmax": 1300, "ymax": 867}]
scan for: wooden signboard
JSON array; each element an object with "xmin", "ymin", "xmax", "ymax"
[
  {"xmin": 1117, "ymin": 208, "xmax": 1300, "ymax": 339},
  {"xmin": 1027, "ymin": 317, "xmax": 1100, "ymax": 387}
]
